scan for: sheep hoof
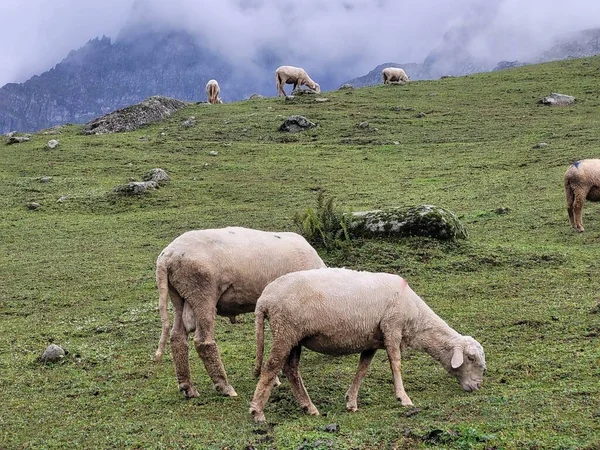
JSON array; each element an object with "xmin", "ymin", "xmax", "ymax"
[
  {"xmin": 398, "ymin": 396, "xmax": 414, "ymax": 407},
  {"xmin": 250, "ymin": 408, "xmax": 266, "ymax": 423},
  {"xmin": 180, "ymin": 384, "xmax": 200, "ymax": 398},
  {"xmin": 305, "ymin": 405, "xmax": 320, "ymax": 416},
  {"xmin": 273, "ymin": 376, "xmax": 281, "ymax": 387},
  {"xmin": 346, "ymin": 404, "xmax": 358, "ymax": 412},
  {"xmin": 216, "ymin": 384, "xmax": 238, "ymax": 397}
]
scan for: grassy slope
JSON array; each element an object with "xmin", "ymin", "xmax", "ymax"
[{"xmin": 1, "ymin": 57, "xmax": 599, "ymax": 449}]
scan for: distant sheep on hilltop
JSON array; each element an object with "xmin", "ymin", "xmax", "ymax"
[
  {"xmin": 275, "ymin": 66, "xmax": 320, "ymax": 97},
  {"xmin": 382, "ymin": 67, "xmax": 410, "ymax": 84},
  {"xmin": 205, "ymin": 79, "xmax": 223, "ymax": 104}
]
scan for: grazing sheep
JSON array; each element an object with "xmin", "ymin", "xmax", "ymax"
[
  {"xmin": 205, "ymin": 79, "xmax": 223, "ymax": 104},
  {"xmin": 155, "ymin": 227, "xmax": 326, "ymax": 398},
  {"xmin": 382, "ymin": 67, "xmax": 410, "ymax": 84},
  {"xmin": 275, "ymin": 66, "xmax": 321, "ymax": 97},
  {"xmin": 564, "ymin": 159, "xmax": 600, "ymax": 232},
  {"xmin": 250, "ymin": 268, "xmax": 485, "ymax": 423}
]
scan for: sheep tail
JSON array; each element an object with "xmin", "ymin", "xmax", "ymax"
[
  {"xmin": 254, "ymin": 306, "xmax": 266, "ymax": 378},
  {"xmin": 154, "ymin": 256, "xmax": 170, "ymax": 362},
  {"xmin": 565, "ymin": 178, "xmax": 574, "ymax": 206}
]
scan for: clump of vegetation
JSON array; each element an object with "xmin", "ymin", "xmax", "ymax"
[{"xmin": 293, "ymin": 192, "xmax": 351, "ymax": 249}]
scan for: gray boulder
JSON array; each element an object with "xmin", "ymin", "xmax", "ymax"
[
  {"xmin": 539, "ymin": 93, "xmax": 575, "ymax": 106},
  {"xmin": 279, "ymin": 115, "xmax": 316, "ymax": 133},
  {"xmin": 248, "ymin": 94, "xmax": 265, "ymax": 100},
  {"xmin": 47, "ymin": 139, "xmax": 59, "ymax": 149},
  {"xmin": 143, "ymin": 168, "xmax": 170, "ymax": 185},
  {"xmin": 6, "ymin": 136, "xmax": 30, "ymax": 144},
  {"xmin": 291, "ymin": 87, "xmax": 318, "ymax": 95},
  {"xmin": 40, "ymin": 344, "xmax": 66, "ymax": 363},
  {"xmin": 350, "ymin": 205, "xmax": 468, "ymax": 240},
  {"xmin": 113, "ymin": 180, "xmax": 158, "ymax": 196}
]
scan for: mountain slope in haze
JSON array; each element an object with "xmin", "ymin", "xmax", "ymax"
[{"xmin": 0, "ymin": 30, "xmax": 239, "ymax": 133}]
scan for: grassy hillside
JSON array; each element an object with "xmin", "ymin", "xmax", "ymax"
[{"xmin": 1, "ymin": 56, "xmax": 599, "ymax": 449}]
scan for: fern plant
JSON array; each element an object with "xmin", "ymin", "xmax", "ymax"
[{"xmin": 293, "ymin": 193, "xmax": 352, "ymax": 249}]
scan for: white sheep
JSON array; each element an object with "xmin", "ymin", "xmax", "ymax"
[
  {"xmin": 205, "ymin": 79, "xmax": 223, "ymax": 104},
  {"xmin": 155, "ymin": 227, "xmax": 326, "ymax": 398},
  {"xmin": 564, "ymin": 159, "xmax": 600, "ymax": 232},
  {"xmin": 250, "ymin": 268, "xmax": 485, "ymax": 423},
  {"xmin": 382, "ymin": 67, "xmax": 410, "ymax": 84},
  {"xmin": 275, "ymin": 65, "xmax": 321, "ymax": 97}
]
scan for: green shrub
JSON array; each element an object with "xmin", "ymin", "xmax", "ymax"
[{"xmin": 293, "ymin": 193, "xmax": 351, "ymax": 249}]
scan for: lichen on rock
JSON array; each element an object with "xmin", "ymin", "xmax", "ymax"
[{"xmin": 350, "ymin": 205, "xmax": 468, "ymax": 240}]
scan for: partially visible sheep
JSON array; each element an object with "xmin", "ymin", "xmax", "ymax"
[
  {"xmin": 275, "ymin": 66, "xmax": 321, "ymax": 97},
  {"xmin": 205, "ymin": 79, "xmax": 223, "ymax": 104},
  {"xmin": 155, "ymin": 227, "xmax": 326, "ymax": 399},
  {"xmin": 564, "ymin": 159, "xmax": 600, "ymax": 232},
  {"xmin": 382, "ymin": 67, "xmax": 410, "ymax": 84},
  {"xmin": 250, "ymin": 268, "xmax": 485, "ymax": 423}
]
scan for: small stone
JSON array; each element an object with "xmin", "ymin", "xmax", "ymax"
[
  {"xmin": 40, "ymin": 344, "xmax": 66, "ymax": 363},
  {"xmin": 209, "ymin": 151, "xmax": 218, "ymax": 156},
  {"xmin": 532, "ymin": 142, "xmax": 548, "ymax": 149},
  {"xmin": 404, "ymin": 407, "xmax": 421, "ymax": 417},
  {"xmin": 315, "ymin": 97, "xmax": 329, "ymax": 102},
  {"xmin": 393, "ymin": 141, "xmax": 400, "ymax": 145},
  {"xmin": 248, "ymin": 94, "xmax": 265, "ymax": 100},
  {"xmin": 495, "ymin": 207, "xmax": 510, "ymax": 215},
  {"xmin": 47, "ymin": 139, "xmax": 59, "ymax": 149},
  {"xmin": 358, "ymin": 121, "xmax": 369, "ymax": 128},
  {"xmin": 324, "ymin": 423, "xmax": 339, "ymax": 433},
  {"xmin": 38, "ymin": 176, "xmax": 52, "ymax": 183},
  {"xmin": 57, "ymin": 196, "xmax": 69, "ymax": 203},
  {"xmin": 182, "ymin": 117, "xmax": 196, "ymax": 127},
  {"xmin": 27, "ymin": 202, "xmax": 41, "ymax": 210},
  {"xmin": 417, "ymin": 112, "xmax": 426, "ymax": 118},
  {"xmin": 339, "ymin": 83, "xmax": 355, "ymax": 90}
]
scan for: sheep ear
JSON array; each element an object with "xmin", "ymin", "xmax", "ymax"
[{"xmin": 451, "ymin": 347, "xmax": 464, "ymax": 369}]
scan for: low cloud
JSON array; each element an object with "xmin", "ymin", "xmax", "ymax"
[{"xmin": 1, "ymin": 0, "xmax": 599, "ymax": 87}]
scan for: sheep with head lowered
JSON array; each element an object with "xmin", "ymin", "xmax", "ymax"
[
  {"xmin": 154, "ymin": 227, "xmax": 326, "ymax": 399},
  {"xmin": 250, "ymin": 268, "xmax": 485, "ymax": 423},
  {"xmin": 382, "ymin": 67, "xmax": 410, "ymax": 84},
  {"xmin": 564, "ymin": 159, "xmax": 600, "ymax": 232},
  {"xmin": 205, "ymin": 79, "xmax": 223, "ymax": 104},
  {"xmin": 275, "ymin": 65, "xmax": 321, "ymax": 97}
]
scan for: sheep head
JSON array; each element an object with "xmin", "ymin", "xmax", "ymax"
[
  {"xmin": 306, "ymin": 81, "xmax": 321, "ymax": 93},
  {"xmin": 446, "ymin": 336, "xmax": 486, "ymax": 392}
]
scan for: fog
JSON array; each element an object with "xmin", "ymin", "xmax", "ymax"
[{"xmin": 1, "ymin": 0, "xmax": 600, "ymax": 87}]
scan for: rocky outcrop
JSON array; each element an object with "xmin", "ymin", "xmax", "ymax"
[
  {"xmin": 83, "ymin": 96, "xmax": 188, "ymax": 134},
  {"xmin": 350, "ymin": 205, "xmax": 468, "ymax": 241}
]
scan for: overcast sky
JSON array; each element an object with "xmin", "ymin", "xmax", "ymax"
[{"xmin": 1, "ymin": 0, "xmax": 599, "ymax": 88}]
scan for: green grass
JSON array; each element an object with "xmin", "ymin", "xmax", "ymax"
[{"xmin": 1, "ymin": 57, "xmax": 600, "ymax": 449}]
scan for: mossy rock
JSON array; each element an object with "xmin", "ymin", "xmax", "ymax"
[{"xmin": 350, "ymin": 205, "xmax": 468, "ymax": 240}]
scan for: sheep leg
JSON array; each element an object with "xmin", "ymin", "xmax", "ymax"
[
  {"xmin": 170, "ymin": 294, "xmax": 200, "ymax": 398},
  {"xmin": 385, "ymin": 341, "xmax": 413, "ymax": 406},
  {"xmin": 249, "ymin": 342, "xmax": 293, "ymax": 423},
  {"xmin": 572, "ymin": 190, "xmax": 588, "ymax": 232},
  {"xmin": 345, "ymin": 349, "xmax": 376, "ymax": 412},
  {"xmin": 283, "ymin": 345, "xmax": 319, "ymax": 416},
  {"xmin": 192, "ymin": 306, "xmax": 237, "ymax": 397}
]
